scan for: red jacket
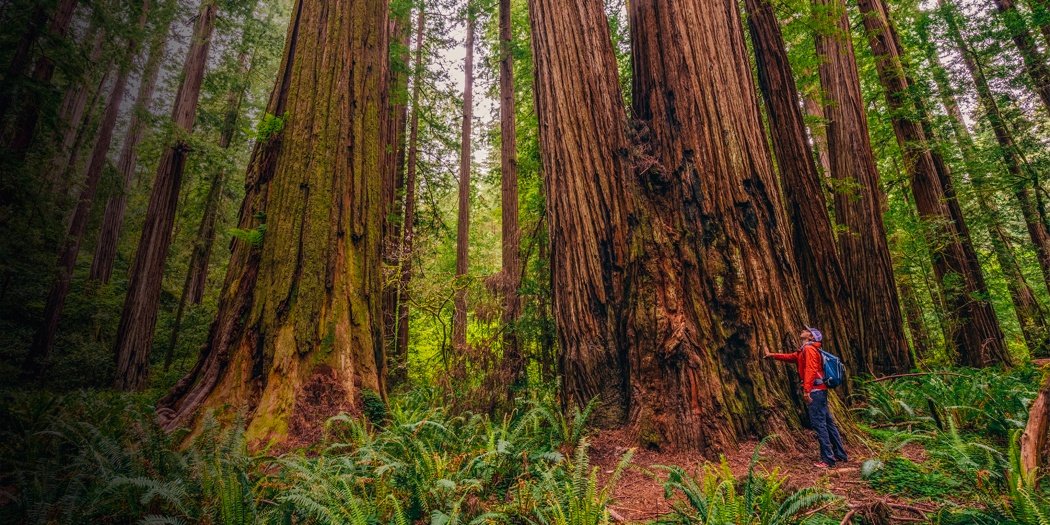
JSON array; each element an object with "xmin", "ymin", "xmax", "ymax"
[{"xmin": 770, "ymin": 342, "xmax": 826, "ymax": 393}]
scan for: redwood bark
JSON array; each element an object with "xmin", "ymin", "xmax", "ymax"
[
  {"xmin": 529, "ymin": 0, "xmax": 816, "ymax": 452},
  {"xmin": 114, "ymin": 0, "xmax": 218, "ymax": 391},
  {"xmin": 47, "ymin": 27, "xmax": 106, "ymax": 193},
  {"xmin": 165, "ymin": 45, "xmax": 255, "ymax": 370},
  {"xmin": 744, "ymin": 0, "xmax": 876, "ymax": 384},
  {"xmin": 391, "ymin": 7, "xmax": 425, "ymax": 388},
  {"xmin": 23, "ymin": 2, "xmax": 150, "ymax": 375},
  {"xmin": 90, "ymin": 16, "xmax": 172, "ymax": 283},
  {"xmin": 860, "ymin": 0, "xmax": 1007, "ymax": 367},
  {"xmin": 499, "ymin": 0, "xmax": 523, "ymax": 392},
  {"xmin": 156, "ymin": 0, "xmax": 390, "ymax": 445},
  {"xmin": 452, "ymin": 13, "xmax": 474, "ymax": 351},
  {"xmin": 812, "ymin": 0, "xmax": 911, "ymax": 375},
  {"xmin": 898, "ymin": 273, "xmax": 933, "ymax": 360}
]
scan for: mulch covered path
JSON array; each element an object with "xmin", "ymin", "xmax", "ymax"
[{"xmin": 589, "ymin": 429, "xmax": 939, "ymax": 524}]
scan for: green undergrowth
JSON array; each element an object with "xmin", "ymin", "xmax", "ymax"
[{"xmin": 854, "ymin": 365, "xmax": 1050, "ymax": 523}]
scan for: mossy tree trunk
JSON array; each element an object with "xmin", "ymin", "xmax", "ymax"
[
  {"xmin": 156, "ymin": 0, "xmax": 390, "ymax": 446},
  {"xmin": 114, "ymin": 0, "xmax": 218, "ymax": 391},
  {"xmin": 859, "ymin": 0, "xmax": 1007, "ymax": 367},
  {"xmin": 743, "ymin": 0, "xmax": 874, "ymax": 389},
  {"xmin": 812, "ymin": 0, "xmax": 912, "ymax": 375},
  {"xmin": 530, "ymin": 0, "xmax": 822, "ymax": 453}
]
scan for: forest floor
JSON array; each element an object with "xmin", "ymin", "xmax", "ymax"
[{"xmin": 590, "ymin": 428, "xmax": 936, "ymax": 524}]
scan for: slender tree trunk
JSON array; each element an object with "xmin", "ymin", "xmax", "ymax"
[
  {"xmin": 5, "ymin": 0, "xmax": 80, "ymax": 160},
  {"xmin": 744, "ymin": 0, "xmax": 887, "ymax": 385},
  {"xmin": 530, "ymin": 0, "xmax": 822, "ymax": 452},
  {"xmin": 986, "ymin": 0, "xmax": 1050, "ymax": 115},
  {"xmin": 452, "ymin": 11, "xmax": 474, "ymax": 351},
  {"xmin": 898, "ymin": 272, "xmax": 932, "ymax": 360},
  {"xmin": 803, "ymin": 87, "xmax": 832, "ymax": 178},
  {"xmin": 391, "ymin": 7, "xmax": 425, "ymax": 389},
  {"xmin": 54, "ymin": 67, "xmax": 111, "ymax": 200},
  {"xmin": 380, "ymin": 6, "xmax": 411, "ymax": 386},
  {"xmin": 156, "ymin": 0, "xmax": 390, "ymax": 446},
  {"xmin": 90, "ymin": 15, "xmax": 171, "ymax": 283},
  {"xmin": 812, "ymin": 0, "xmax": 912, "ymax": 375},
  {"xmin": 47, "ymin": 27, "xmax": 106, "ymax": 194},
  {"xmin": 114, "ymin": 0, "xmax": 218, "ymax": 391},
  {"xmin": 499, "ymin": 0, "xmax": 522, "ymax": 393},
  {"xmin": 859, "ymin": 0, "xmax": 1007, "ymax": 367},
  {"xmin": 23, "ymin": 1, "xmax": 150, "ymax": 375},
  {"xmin": 939, "ymin": 0, "xmax": 1050, "ymax": 296},
  {"xmin": 165, "ymin": 46, "xmax": 255, "ymax": 370},
  {"xmin": 921, "ymin": 26, "xmax": 1049, "ymax": 355}
]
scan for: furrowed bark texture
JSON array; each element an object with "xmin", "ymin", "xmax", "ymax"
[
  {"xmin": 91, "ymin": 16, "xmax": 172, "ymax": 283},
  {"xmin": 47, "ymin": 28, "xmax": 106, "ymax": 193},
  {"xmin": 24, "ymin": 2, "xmax": 150, "ymax": 374},
  {"xmin": 530, "ymin": 0, "xmax": 815, "ymax": 452},
  {"xmin": 156, "ymin": 0, "xmax": 389, "ymax": 446},
  {"xmin": 860, "ymin": 0, "xmax": 1007, "ymax": 367},
  {"xmin": 114, "ymin": 0, "xmax": 218, "ymax": 391},
  {"xmin": 744, "ymin": 0, "xmax": 872, "ymax": 385},
  {"xmin": 499, "ymin": 0, "xmax": 523, "ymax": 392},
  {"xmin": 812, "ymin": 0, "xmax": 912, "ymax": 375},
  {"xmin": 452, "ymin": 14, "xmax": 474, "ymax": 351}
]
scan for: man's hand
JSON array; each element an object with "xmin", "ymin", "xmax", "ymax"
[
  {"xmin": 762, "ymin": 351, "xmax": 773, "ymax": 359},
  {"xmin": 803, "ymin": 393, "xmax": 813, "ymax": 404}
]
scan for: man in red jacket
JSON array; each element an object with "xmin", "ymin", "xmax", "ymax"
[{"xmin": 765, "ymin": 326, "xmax": 848, "ymax": 468}]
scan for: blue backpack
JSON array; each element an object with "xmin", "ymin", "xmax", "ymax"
[{"xmin": 817, "ymin": 347, "xmax": 846, "ymax": 388}]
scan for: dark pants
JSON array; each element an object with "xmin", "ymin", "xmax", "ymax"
[{"xmin": 807, "ymin": 389, "xmax": 847, "ymax": 465}]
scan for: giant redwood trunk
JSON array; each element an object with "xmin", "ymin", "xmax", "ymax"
[
  {"xmin": 156, "ymin": 0, "xmax": 389, "ymax": 445},
  {"xmin": 90, "ymin": 15, "xmax": 172, "ymax": 283},
  {"xmin": 499, "ymin": 0, "xmax": 523, "ymax": 392},
  {"xmin": 812, "ymin": 0, "xmax": 912, "ymax": 375},
  {"xmin": 743, "ymin": 0, "xmax": 874, "ymax": 385},
  {"xmin": 114, "ymin": 0, "xmax": 218, "ymax": 391},
  {"xmin": 530, "ymin": 0, "xmax": 817, "ymax": 452},
  {"xmin": 452, "ymin": 13, "xmax": 474, "ymax": 351},
  {"xmin": 860, "ymin": 0, "xmax": 1007, "ymax": 367},
  {"xmin": 23, "ymin": 3, "xmax": 150, "ymax": 374}
]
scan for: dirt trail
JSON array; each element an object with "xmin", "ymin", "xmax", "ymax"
[{"xmin": 589, "ymin": 429, "xmax": 936, "ymax": 524}]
